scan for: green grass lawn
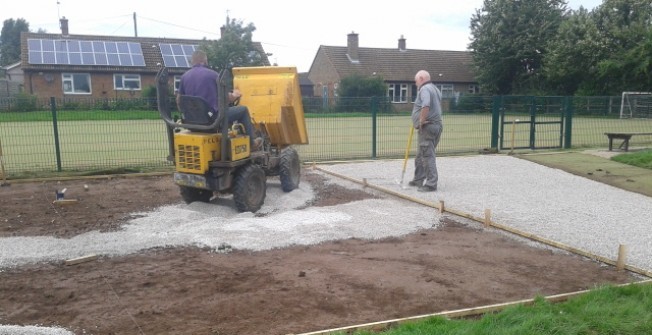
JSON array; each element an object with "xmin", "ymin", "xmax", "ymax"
[
  {"xmin": 336, "ymin": 282, "xmax": 652, "ymax": 335},
  {"xmin": 0, "ymin": 110, "xmax": 650, "ymax": 177},
  {"xmin": 613, "ymin": 149, "xmax": 652, "ymax": 169}
]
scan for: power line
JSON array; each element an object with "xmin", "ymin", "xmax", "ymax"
[{"xmin": 137, "ymin": 15, "xmax": 220, "ymax": 38}]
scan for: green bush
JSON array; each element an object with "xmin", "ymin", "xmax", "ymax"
[{"xmin": 13, "ymin": 93, "xmax": 38, "ymax": 112}]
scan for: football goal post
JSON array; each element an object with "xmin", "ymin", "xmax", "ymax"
[{"xmin": 620, "ymin": 92, "xmax": 652, "ymax": 118}]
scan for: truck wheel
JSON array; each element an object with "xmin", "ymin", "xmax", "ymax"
[
  {"xmin": 233, "ymin": 164, "xmax": 266, "ymax": 213},
  {"xmin": 179, "ymin": 186, "xmax": 212, "ymax": 204},
  {"xmin": 279, "ymin": 147, "xmax": 300, "ymax": 192}
]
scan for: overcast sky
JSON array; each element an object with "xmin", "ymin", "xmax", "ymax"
[{"xmin": 5, "ymin": 0, "xmax": 604, "ymax": 72}]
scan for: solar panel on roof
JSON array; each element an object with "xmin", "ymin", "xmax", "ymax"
[
  {"xmin": 27, "ymin": 38, "xmax": 146, "ymax": 67},
  {"xmin": 159, "ymin": 43, "xmax": 197, "ymax": 67}
]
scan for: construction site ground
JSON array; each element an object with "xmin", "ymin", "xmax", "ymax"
[{"xmin": 0, "ymin": 152, "xmax": 644, "ymax": 335}]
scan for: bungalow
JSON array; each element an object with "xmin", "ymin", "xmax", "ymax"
[
  {"xmin": 307, "ymin": 32, "xmax": 478, "ymax": 106},
  {"xmin": 19, "ymin": 18, "xmax": 270, "ymax": 102}
]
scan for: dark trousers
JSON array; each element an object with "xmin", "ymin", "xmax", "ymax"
[{"xmin": 227, "ymin": 106, "xmax": 257, "ymax": 147}]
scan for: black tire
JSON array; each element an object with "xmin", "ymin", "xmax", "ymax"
[
  {"xmin": 279, "ymin": 147, "xmax": 300, "ymax": 192},
  {"xmin": 179, "ymin": 186, "xmax": 212, "ymax": 204},
  {"xmin": 233, "ymin": 164, "xmax": 266, "ymax": 213}
]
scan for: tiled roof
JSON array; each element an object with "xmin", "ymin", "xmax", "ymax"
[
  {"xmin": 20, "ymin": 32, "xmax": 269, "ymax": 74},
  {"xmin": 318, "ymin": 45, "xmax": 476, "ymax": 83}
]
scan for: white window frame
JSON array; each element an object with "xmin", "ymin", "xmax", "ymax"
[
  {"xmin": 387, "ymin": 83, "xmax": 408, "ymax": 103},
  {"xmin": 174, "ymin": 75, "xmax": 181, "ymax": 93},
  {"xmin": 436, "ymin": 84, "xmax": 454, "ymax": 98},
  {"xmin": 62, "ymin": 73, "xmax": 91, "ymax": 94},
  {"xmin": 468, "ymin": 84, "xmax": 480, "ymax": 94},
  {"xmin": 114, "ymin": 74, "xmax": 141, "ymax": 91}
]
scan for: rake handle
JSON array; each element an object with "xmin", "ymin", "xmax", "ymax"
[{"xmin": 401, "ymin": 127, "xmax": 414, "ymax": 173}]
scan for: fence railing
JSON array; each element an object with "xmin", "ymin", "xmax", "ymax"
[{"xmin": 0, "ymin": 95, "xmax": 650, "ymax": 177}]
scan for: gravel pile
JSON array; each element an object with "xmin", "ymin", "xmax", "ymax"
[
  {"xmin": 0, "ymin": 171, "xmax": 437, "ymax": 270},
  {"xmin": 2, "ymin": 154, "xmax": 651, "ymax": 334}
]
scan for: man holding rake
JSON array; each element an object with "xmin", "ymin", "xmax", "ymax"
[{"xmin": 409, "ymin": 70, "xmax": 443, "ymax": 192}]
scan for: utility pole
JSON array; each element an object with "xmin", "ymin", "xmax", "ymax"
[{"xmin": 133, "ymin": 12, "xmax": 138, "ymax": 37}]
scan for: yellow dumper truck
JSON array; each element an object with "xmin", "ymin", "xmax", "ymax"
[{"xmin": 156, "ymin": 66, "xmax": 308, "ymax": 213}]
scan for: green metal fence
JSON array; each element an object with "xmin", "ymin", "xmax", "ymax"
[{"xmin": 0, "ymin": 95, "xmax": 650, "ymax": 177}]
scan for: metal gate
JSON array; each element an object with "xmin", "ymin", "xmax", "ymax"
[{"xmin": 499, "ymin": 96, "xmax": 566, "ymax": 151}]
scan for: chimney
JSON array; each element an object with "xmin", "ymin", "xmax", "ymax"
[
  {"xmin": 60, "ymin": 16, "xmax": 69, "ymax": 36},
  {"xmin": 347, "ymin": 31, "xmax": 359, "ymax": 62},
  {"xmin": 398, "ymin": 35, "xmax": 406, "ymax": 51}
]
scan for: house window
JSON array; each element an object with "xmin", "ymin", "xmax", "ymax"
[
  {"xmin": 62, "ymin": 73, "xmax": 91, "ymax": 94},
  {"xmin": 435, "ymin": 84, "xmax": 454, "ymax": 98},
  {"xmin": 388, "ymin": 83, "xmax": 408, "ymax": 103},
  {"xmin": 114, "ymin": 74, "xmax": 141, "ymax": 90},
  {"xmin": 174, "ymin": 75, "xmax": 181, "ymax": 92},
  {"xmin": 468, "ymin": 84, "xmax": 480, "ymax": 94}
]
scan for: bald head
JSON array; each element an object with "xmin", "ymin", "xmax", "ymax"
[{"xmin": 415, "ymin": 70, "xmax": 431, "ymax": 87}]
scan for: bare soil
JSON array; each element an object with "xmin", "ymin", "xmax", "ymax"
[{"xmin": 0, "ymin": 171, "xmax": 639, "ymax": 335}]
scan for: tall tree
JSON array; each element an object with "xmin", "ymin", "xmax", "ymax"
[
  {"xmin": 202, "ymin": 17, "xmax": 266, "ymax": 74},
  {"xmin": 590, "ymin": 0, "xmax": 652, "ymax": 95},
  {"xmin": 1, "ymin": 18, "xmax": 29, "ymax": 66},
  {"xmin": 543, "ymin": 7, "xmax": 603, "ymax": 95},
  {"xmin": 469, "ymin": 0, "xmax": 566, "ymax": 95}
]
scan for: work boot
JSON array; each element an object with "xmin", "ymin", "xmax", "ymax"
[
  {"xmin": 252, "ymin": 137, "xmax": 263, "ymax": 151},
  {"xmin": 417, "ymin": 185, "xmax": 437, "ymax": 192},
  {"xmin": 408, "ymin": 179, "xmax": 423, "ymax": 187}
]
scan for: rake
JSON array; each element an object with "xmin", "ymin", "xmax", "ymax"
[{"xmin": 395, "ymin": 126, "xmax": 414, "ymax": 189}]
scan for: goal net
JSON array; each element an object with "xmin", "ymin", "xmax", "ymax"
[{"xmin": 620, "ymin": 92, "xmax": 652, "ymax": 118}]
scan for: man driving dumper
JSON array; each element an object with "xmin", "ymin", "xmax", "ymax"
[{"xmin": 176, "ymin": 49, "xmax": 262, "ymax": 150}]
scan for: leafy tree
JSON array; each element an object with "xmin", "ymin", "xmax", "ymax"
[
  {"xmin": 469, "ymin": 0, "xmax": 566, "ymax": 95},
  {"xmin": 590, "ymin": 0, "xmax": 652, "ymax": 95},
  {"xmin": 202, "ymin": 17, "xmax": 266, "ymax": 74},
  {"xmin": 543, "ymin": 7, "xmax": 602, "ymax": 95},
  {"xmin": 336, "ymin": 74, "xmax": 387, "ymax": 98},
  {"xmin": 1, "ymin": 18, "xmax": 29, "ymax": 66}
]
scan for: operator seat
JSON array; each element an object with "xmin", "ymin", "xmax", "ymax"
[{"xmin": 178, "ymin": 95, "xmax": 219, "ymax": 130}]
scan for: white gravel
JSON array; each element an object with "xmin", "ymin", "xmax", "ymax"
[
  {"xmin": 2, "ymin": 154, "xmax": 651, "ymax": 334},
  {"xmin": 0, "ymin": 325, "xmax": 74, "ymax": 335},
  {"xmin": 321, "ymin": 155, "xmax": 652, "ymax": 272},
  {"xmin": 0, "ymin": 171, "xmax": 438, "ymax": 270}
]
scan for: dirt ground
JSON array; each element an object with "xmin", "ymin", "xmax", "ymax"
[{"xmin": 0, "ymin": 170, "xmax": 640, "ymax": 335}]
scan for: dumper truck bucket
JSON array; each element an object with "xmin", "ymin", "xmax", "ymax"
[{"xmin": 232, "ymin": 67, "xmax": 309, "ymax": 145}]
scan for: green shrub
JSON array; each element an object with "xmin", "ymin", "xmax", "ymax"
[{"xmin": 13, "ymin": 93, "xmax": 38, "ymax": 112}]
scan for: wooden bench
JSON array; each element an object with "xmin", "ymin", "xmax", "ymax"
[{"xmin": 604, "ymin": 132, "xmax": 652, "ymax": 151}]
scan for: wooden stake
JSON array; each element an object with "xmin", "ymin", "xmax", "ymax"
[
  {"xmin": 484, "ymin": 208, "xmax": 492, "ymax": 227},
  {"xmin": 53, "ymin": 199, "xmax": 79, "ymax": 206},
  {"xmin": 65, "ymin": 254, "xmax": 98, "ymax": 266},
  {"xmin": 438, "ymin": 200, "xmax": 445, "ymax": 214},
  {"xmin": 617, "ymin": 244, "xmax": 627, "ymax": 271}
]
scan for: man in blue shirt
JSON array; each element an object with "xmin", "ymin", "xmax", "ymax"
[{"xmin": 176, "ymin": 50, "xmax": 262, "ymax": 150}]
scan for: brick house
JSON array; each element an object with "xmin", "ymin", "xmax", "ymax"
[
  {"xmin": 19, "ymin": 18, "xmax": 270, "ymax": 102},
  {"xmin": 307, "ymin": 32, "xmax": 478, "ymax": 107}
]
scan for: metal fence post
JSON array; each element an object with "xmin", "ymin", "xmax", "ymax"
[
  {"xmin": 564, "ymin": 96, "xmax": 573, "ymax": 149},
  {"xmin": 50, "ymin": 97, "xmax": 62, "ymax": 172},
  {"xmin": 371, "ymin": 96, "xmax": 377, "ymax": 159},
  {"xmin": 490, "ymin": 96, "xmax": 501, "ymax": 149},
  {"xmin": 529, "ymin": 96, "xmax": 536, "ymax": 149}
]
